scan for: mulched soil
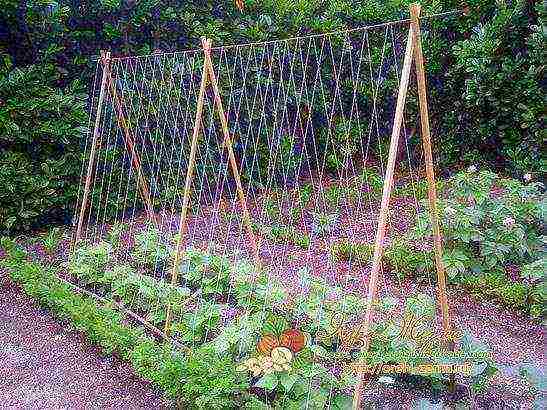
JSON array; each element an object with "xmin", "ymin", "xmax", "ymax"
[{"xmin": 0, "ymin": 274, "xmax": 169, "ymax": 409}]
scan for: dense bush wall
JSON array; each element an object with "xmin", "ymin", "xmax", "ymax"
[{"xmin": 0, "ymin": 0, "xmax": 544, "ymax": 233}]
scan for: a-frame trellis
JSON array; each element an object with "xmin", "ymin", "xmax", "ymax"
[
  {"xmin": 162, "ymin": 38, "xmax": 261, "ymax": 333},
  {"xmin": 73, "ymin": 4, "xmax": 454, "ymax": 407}
]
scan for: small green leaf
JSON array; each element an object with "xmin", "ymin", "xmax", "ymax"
[
  {"xmin": 279, "ymin": 372, "xmax": 299, "ymax": 392},
  {"xmin": 331, "ymin": 393, "xmax": 352, "ymax": 409},
  {"xmin": 254, "ymin": 373, "xmax": 278, "ymax": 391}
]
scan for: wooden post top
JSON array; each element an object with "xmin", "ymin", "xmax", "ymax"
[
  {"xmin": 200, "ymin": 37, "xmax": 212, "ymax": 51},
  {"xmin": 410, "ymin": 3, "xmax": 422, "ymax": 18},
  {"xmin": 99, "ymin": 50, "xmax": 111, "ymax": 65}
]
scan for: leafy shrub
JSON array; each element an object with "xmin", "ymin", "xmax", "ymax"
[
  {"xmin": 170, "ymin": 301, "xmax": 222, "ymax": 344},
  {"xmin": 442, "ymin": 1, "xmax": 545, "ymax": 175},
  {"xmin": 232, "ymin": 262, "xmax": 287, "ymax": 312},
  {"xmin": 112, "ymin": 270, "xmax": 191, "ymax": 324},
  {"xmin": 0, "ymin": 59, "xmax": 87, "ymax": 234},
  {"xmin": 208, "ymin": 311, "xmax": 266, "ymax": 357},
  {"xmin": 131, "ymin": 226, "xmax": 172, "ymax": 268},
  {"xmin": 179, "ymin": 247, "xmax": 232, "ymax": 295},
  {"xmin": 411, "ymin": 169, "xmax": 546, "ymax": 316},
  {"xmin": 384, "ymin": 239, "xmax": 434, "ymax": 279}
]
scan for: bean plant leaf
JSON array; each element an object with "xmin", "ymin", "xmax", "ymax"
[
  {"xmin": 279, "ymin": 372, "xmax": 299, "ymax": 392},
  {"xmin": 254, "ymin": 373, "xmax": 278, "ymax": 390},
  {"xmin": 331, "ymin": 394, "xmax": 352, "ymax": 409}
]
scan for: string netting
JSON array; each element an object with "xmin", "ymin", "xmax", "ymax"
[{"xmin": 71, "ymin": 15, "xmax": 455, "ymax": 407}]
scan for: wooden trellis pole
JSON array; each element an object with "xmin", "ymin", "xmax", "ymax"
[
  {"xmin": 202, "ymin": 41, "xmax": 261, "ymax": 269},
  {"xmin": 352, "ymin": 19, "xmax": 415, "ymax": 410},
  {"xmin": 410, "ymin": 3, "xmax": 453, "ymax": 347},
  {"xmin": 352, "ymin": 4, "xmax": 453, "ymax": 408},
  {"xmin": 164, "ymin": 38, "xmax": 210, "ymax": 335},
  {"xmin": 74, "ymin": 51, "xmax": 111, "ymax": 246},
  {"xmin": 163, "ymin": 38, "xmax": 261, "ymax": 335},
  {"xmin": 74, "ymin": 51, "xmax": 157, "ymax": 248},
  {"xmin": 106, "ymin": 67, "xmax": 157, "ymax": 225}
]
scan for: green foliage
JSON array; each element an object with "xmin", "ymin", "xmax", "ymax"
[
  {"xmin": 41, "ymin": 227, "xmax": 64, "ymax": 254},
  {"xmin": 359, "ymin": 167, "xmax": 383, "ymax": 194},
  {"xmin": 0, "ymin": 239, "xmax": 246, "ymax": 404},
  {"xmin": 1, "ymin": 244, "xmax": 153, "ymax": 371},
  {"xmin": 457, "ymin": 271, "xmax": 529, "ymax": 310},
  {"xmin": 324, "ymin": 183, "xmax": 360, "ymax": 208},
  {"xmin": 232, "ymin": 262, "xmax": 287, "ymax": 312},
  {"xmin": 0, "ymin": 62, "xmax": 87, "ymax": 233},
  {"xmin": 178, "ymin": 347, "xmax": 250, "ymax": 409},
  {"xmin": 384, "ymin": 239, "xmax": 434, "ymax": 279},
  {"xmin": 263, "ymin": 195, "xmax": 281, "ymax": 222},
  {"xmin": 179, "ymin": 247, "xmax": 232, "ymax": 295},
  {"xmin": 171, "ymin": 301, "xmax": 222, "ymax": 343},
  {"xmin": 311, "ymin": 212, "xmax": 337, "ymax": 236},
  {"xmin": 112, "ymin": 269, "xmax": 191, "ymax": 324},
  {"xmin": 444, "ymin": 0, "xmax": 545, "ymax": 175},
  {"xmin": 2, "ymin": 236, "xmax": 505, "ymax": 406},
  {"xmin": 105, "ymin": 222, "xmax": 127, "ymax": 249},
  {"xmin": 209, "ymin": 311, "xmax": 266, "ymax": 356},
  {"xmin": 1, "ymin": 1, "xmax": 543, "ymax": 234},
  {"xmin": 411, "ymin": 169, "xmax": 546, "ymax": 317},
  {"xmin": 264, "ymin": 224, "xmax": 310, "ymax": 250},
  {"xmin": 294, "ymin": 270, "xmax": 366, "ymax": 345},
  {"xmin": 131, "ymin": 226, "xmax": 171, "ymax": 268},
  {"xmin": 130, "ymin": 339, "xmax": 185, "ymax": 398},
  {"xmin": 68, "ymin": 241, "xmax": 113, "ymax": 287},
  {"xmin": 330, "ymin": 239, "xmax": 373, "ymax": 264},
  {"xmin": 392, "ymin": 179, "xmax": 445, "ymax": 201},
  {"xmin": 319, "ymin": 117, "xmax": 363, "ymax": 172},
  {"xmin": 260, "ymin": 358, "xmax": 353, "ymax": 409}
]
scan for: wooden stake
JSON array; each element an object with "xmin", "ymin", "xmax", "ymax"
[
  {"xmin": 352, "ymin": 21, "xmax": 415, "ymax": 410},
  {"xmin": 202, "ymin": 40, "xmax": 261, "ymax": 267},
  {"xmin": 164, "ymin": 38, "xmax": 210, "ymax": 336},
  {"xmin": 410, "ymin": 2, "xmax": 454, "ymax": 350},
  {"xmin": 74, "ymin": 51, "xmax": 111, "ymax": 246},
  {"xmin": 53, "ymin": 272, "xmax": 188, "ymax": 352},
  {"xmin": 106, "ymin": 68, "xmax": 157, "ymax": 225}
]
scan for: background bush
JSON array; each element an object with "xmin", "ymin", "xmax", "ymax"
[
  {"xmin": 0, "ymin": 59, "xmax": 87, "ymax": 232},
  {"xmin": 0, "ymin": 0, "xmax": 544, "ymax": 233}
]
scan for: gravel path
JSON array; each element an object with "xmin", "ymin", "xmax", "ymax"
[{"xmin": 0, "ymin": 274, "xmax": 168, "ymax": 410}]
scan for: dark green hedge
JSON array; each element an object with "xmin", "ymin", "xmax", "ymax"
[{"xmin": 0, "ymin": 1, "xmax": 544, "ymax": 233}]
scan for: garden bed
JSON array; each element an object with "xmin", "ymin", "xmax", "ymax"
[{"xmin": 1, "ymin": 168, "xmax": 545, "ymax": 408}]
